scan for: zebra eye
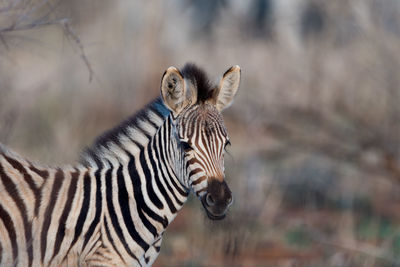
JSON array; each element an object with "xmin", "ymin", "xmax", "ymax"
[
  {"xmin": 224, "ymin": 140, "xmax": 231, "ymax": 149},
  {"xmin": 181, "ymin": 141, "xmax": 192, "ymax": 151}
]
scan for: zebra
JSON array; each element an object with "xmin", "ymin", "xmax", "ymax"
[{"xmin": 0, "ymin": 63, "xmax": 241, "ymax": 266}]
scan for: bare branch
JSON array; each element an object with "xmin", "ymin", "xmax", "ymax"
[
  {"xmin": 0, "ymin": 0, "xmax": 95, "ymax": 82},
  {"xmin": 262, "ymin": 106, "xmax": 400, "ymax": 185},
  {"xmin": 0, "ymin": 18, "xmax": 64, "ymax": 32},
  {"xmin": 61, "ymin": 20, "xmax": 94, "ymax": 82}
]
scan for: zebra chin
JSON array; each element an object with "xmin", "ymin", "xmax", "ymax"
[
  {"xmin": 201, "ymin": 198, "xmax": 227, "ymax": 220},
  {"xmin": 199, "ymin": 179, "xmax": 233, "ymax": 220}
]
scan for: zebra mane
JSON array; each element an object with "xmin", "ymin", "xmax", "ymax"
[
  {"xmin": 80, "ymin": 63, "xmax": 215, "ymax": 166},
  {"xmin": 80, "ymin": 97, "xmax": 170, "ymax": 166},
  {"xmin": 181, "ymin": 63, "xmax": 216, "ymax": 103}
]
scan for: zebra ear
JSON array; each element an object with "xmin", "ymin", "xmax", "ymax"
[
  {"xmin": 214, "ymin": 65, "xmax": 241, "ymax": 111},
  {"xmin": 160, "ymin": 66, "xmax": 191, "ymax": 115}
]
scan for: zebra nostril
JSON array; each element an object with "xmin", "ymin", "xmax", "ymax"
[{"xmin": 206, "ymin": 193, "xmax": 215, "ymax": 206}]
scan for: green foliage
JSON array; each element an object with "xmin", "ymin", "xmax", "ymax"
[
  {"xmin": 391, "ymin": 233, "xmax": 400, "ymax": 257},
  {"xmin": 285, "ymin": 226, "xmax": 312, "ymax": 248},
  {"xmin": 356, "ymin": 216, "xmax": 397, "ymax": 241}
]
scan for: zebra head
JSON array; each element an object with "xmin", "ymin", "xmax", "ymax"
[{"xmin": 160, "ymin": 63, "xmax": 240, "ymax": 220}]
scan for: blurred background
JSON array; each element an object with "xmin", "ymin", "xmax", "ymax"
[{"xmin": 1, "ymin": 0, "xmax": 400, "ymax": 266}]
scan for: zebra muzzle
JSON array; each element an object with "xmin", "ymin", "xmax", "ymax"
[{"xmin": 201, "ymin": 179, "xmax": 233, "ymax": 220}]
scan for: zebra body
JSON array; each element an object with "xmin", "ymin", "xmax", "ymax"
[{"xmin": 0, "ymin": 63, "xmax": 241, "ymax": 266}]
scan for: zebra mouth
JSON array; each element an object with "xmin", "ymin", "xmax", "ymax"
[{"xmin": 201, "ymin": 197, "xmax": 226, "ymax": 220}]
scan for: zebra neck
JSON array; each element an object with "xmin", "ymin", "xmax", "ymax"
[{"xmin": 81, "ymin": 97, "xmax": 190, "ymax": 253}]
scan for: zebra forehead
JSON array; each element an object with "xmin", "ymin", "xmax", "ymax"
[{"xmin": 180, "ymin": 104, "xmax": 227, "ymax": 138}]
